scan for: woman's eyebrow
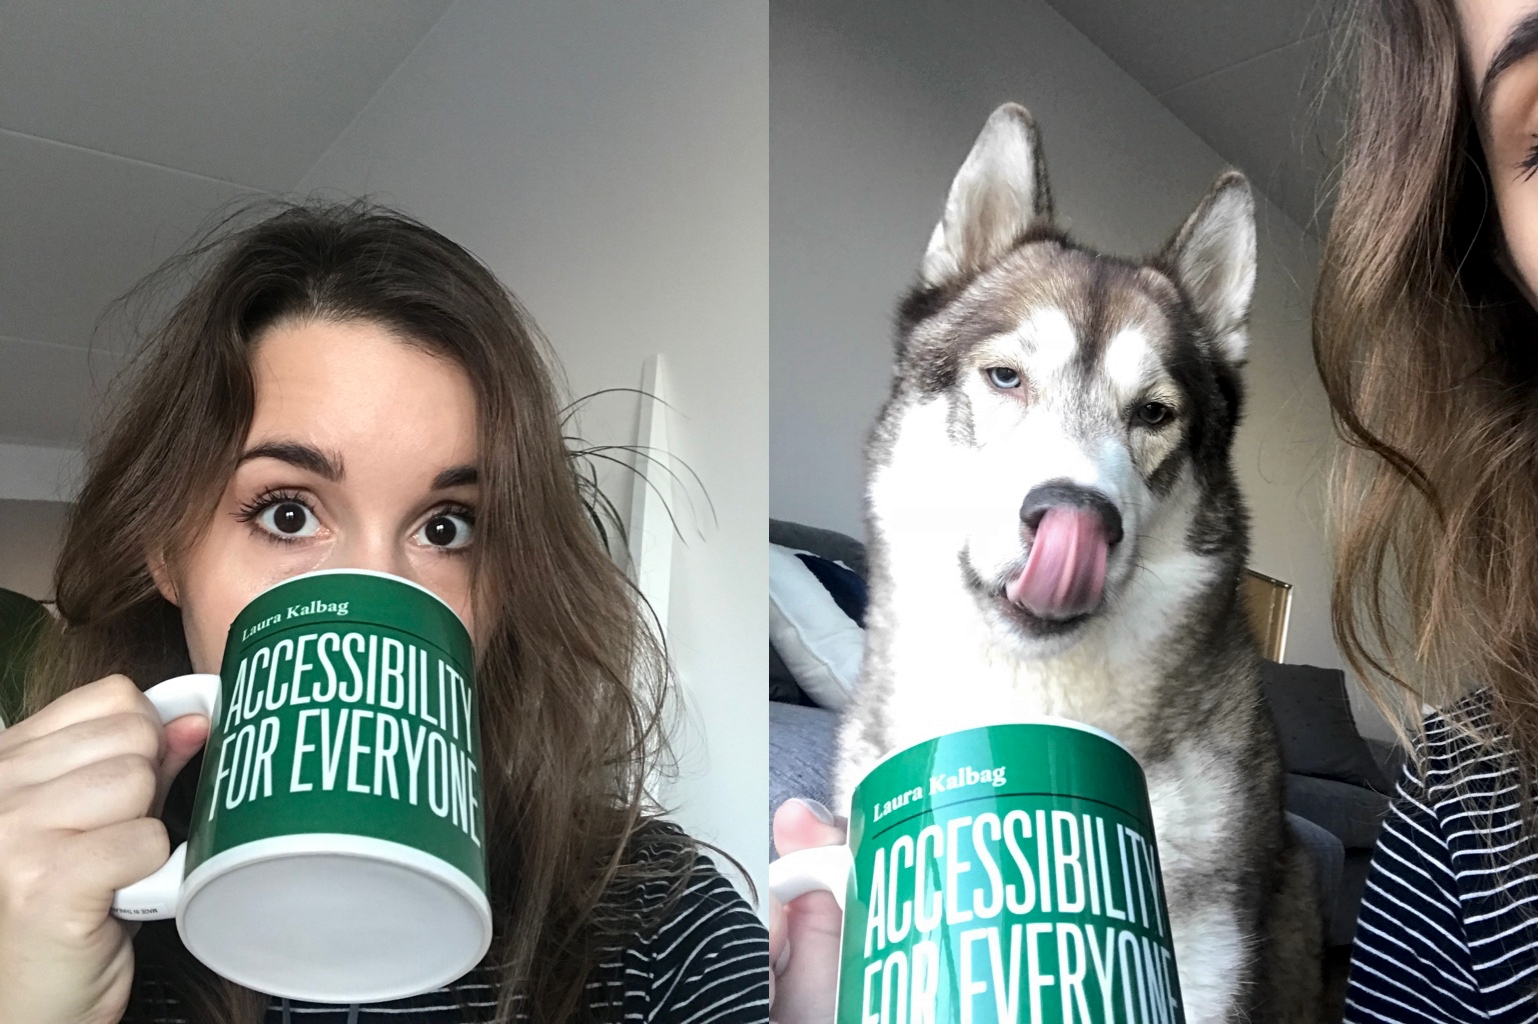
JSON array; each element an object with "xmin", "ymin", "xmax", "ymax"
[
  {"xmin": 1479, "ymin": 11, "xmax": 1537, "ymax": 129},
  {"xmin": 432, "ymin": 465, "xmax": 478, "ymax": 490},
  {"xmin": 238, "ymin": 440, "xmax": 345, "ymax": 481}
]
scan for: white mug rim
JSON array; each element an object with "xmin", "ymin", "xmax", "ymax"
[{"xmin": 177, "ymin": 833, "xmax": 492, "ymax": 1002}]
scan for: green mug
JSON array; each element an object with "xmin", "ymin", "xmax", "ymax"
[
  {"xmin": 110, "ymin": 569, "xmax": 490, "ymax": 1002},
  {"xmin": 771, "ymin": 720, "xmax": 1184, "ymax": 1024}
]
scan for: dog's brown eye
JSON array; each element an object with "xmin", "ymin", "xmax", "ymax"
[
  {"xmin": 1137, "ymin": 402, "xmax": 1171, "ymax": 426},
  {"xmin": 986, "ymin": 367, "xmax": 1022, "ymax": 390}
]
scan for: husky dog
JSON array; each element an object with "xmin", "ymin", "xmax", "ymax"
[{"xmin": 836, "ymin": 104, "xmax": 1320, "ymax": 1022}]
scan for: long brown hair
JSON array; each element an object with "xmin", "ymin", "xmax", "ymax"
[
  {"xmin": 1314, "ymin": 0, "xmax": 1536, "ymax": 805},
  {"xmin": 24, "ymin": 200, "xmax": 695, "ymax": 1022}
]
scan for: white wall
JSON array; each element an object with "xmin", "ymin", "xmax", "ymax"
[
  {"xmin": 0, "ymin": 445, "xmax": 77, "ymax": 602},
  {"xmin": 0, "ymin": 442, "xmax": 82, "ymax": 503},
  {"xmin": 0, "ymin": 499, "xmax": 69, "ymax": 600},
  {"xmin": 298, "ymin": 1, "xmax": 769, "ymax": 895},
  {"xmin": 769, "ymin": 0, "xmax": 1392, "ymax": 740}
]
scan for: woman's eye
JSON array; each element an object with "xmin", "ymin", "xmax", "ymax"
[
  {"xmin": 417, "ymin": 512, "xmax": 473, "ymax": 551},
  {"xmin": 1137, "ymin": 402, "xmax": 1172, "ymax": 426},
  {"xmin": 986, "ymin": 367, "xmax": 1022, "ymax": 390},
  {"xmin": 256, "ymin": 500, "xmax": 319, "ymax": 539}
]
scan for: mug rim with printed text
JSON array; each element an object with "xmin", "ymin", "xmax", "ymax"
[{"xmin": 111, "ymin": 568, "xmax": 492, "ymax": 1003}]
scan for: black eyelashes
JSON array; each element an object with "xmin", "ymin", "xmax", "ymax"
[{"xmin": 234, "ymin": 487, "xmax": 309, "ymax": 524}]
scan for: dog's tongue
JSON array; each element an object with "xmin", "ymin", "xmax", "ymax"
[{"xmin": 1006, "ymin": 507, "xmax": 1109, "ymax": 620}]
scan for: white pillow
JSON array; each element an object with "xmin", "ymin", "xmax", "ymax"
[{"xmin": 769, "ymin": 543, "xmax": 865, "ymax": 710}]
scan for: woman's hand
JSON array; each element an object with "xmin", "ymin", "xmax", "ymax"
[
  {"xmin": 769, "ymin": 798, "xmax": 845, "ymax": 1024},
  {"xmin": 0, "ymin": 675, "xmax": 209, "ymax": 1024}
]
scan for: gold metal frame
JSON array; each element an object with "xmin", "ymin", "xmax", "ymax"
[{"xmin": 1240, "ymin": 569, "xmax": 1293, "ymax": 661}]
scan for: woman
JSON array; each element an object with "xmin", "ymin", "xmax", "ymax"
[
  {"xmin": 0, "ymin": 202, "xmax": 769, "ymax": 1023},
  {"xmin": 1314, "ymin": 0, "xmax": 1536, "ymax": 1018}
]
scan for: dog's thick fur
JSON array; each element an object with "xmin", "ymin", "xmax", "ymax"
[{"xmin": 835, "ymin": 104, "xmax": 1321, "ymax": 1023}]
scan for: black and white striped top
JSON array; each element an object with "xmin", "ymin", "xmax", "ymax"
[
  {"xmin": 1344, "ymin": 693, "xmax": 1537, "ymax": 1023},
  {"xmin": 135, "ymin": 850, "xmax": 769, "ymax": 1024}
]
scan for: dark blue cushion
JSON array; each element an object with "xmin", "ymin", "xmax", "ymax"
[
  {"xmin": 1260, "ymin": 660, "xmax": 1393, "ymax": 793},
  {"xmin": 792, "ymin": 553, "xmax": 868, "ymax": 627}
]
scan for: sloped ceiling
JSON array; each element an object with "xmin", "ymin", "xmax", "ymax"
[
  {"xmin": 0, "ymin": 1, "xmax": 452, "ymax": 447},
  {"xmin": 1046, "ymin": 0, "xmax": 1346, "ymax": 236}
]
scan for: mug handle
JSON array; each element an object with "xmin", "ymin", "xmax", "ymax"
[
  {"xmin": 768, "ymin": 844, "xmax": 853, "ymax": 912},
  {"xmin": 109, "ymin": 673, "xmax": 220, "ymax": 920}
]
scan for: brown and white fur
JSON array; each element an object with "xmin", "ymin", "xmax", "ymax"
[{"xmin": 835, "ymin": 104, "xmax": 1320, "ymax": 1023}]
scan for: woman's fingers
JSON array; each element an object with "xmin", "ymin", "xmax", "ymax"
[
  {"xmin": 770, "ymin": 799, "xmax": 846, "ymax": 1023},
  {"xmin": 4, "ymin": 817, "xmax": 171, "ymax": 924},
  {"xmin": 0, "ymin": 675, "xmax": 208, "ymax": 823},
  {"xmin": 13, "ymin": 754, "xmax": 160, "ymax": 834},
  {"xmin": 0, "ymin": 713, "xmax": 163, "ymax": 791},
  {"xmin": 59, "ymin": 816, "xmax": 172, "ymax": 908},
  {"xmin": 0, "ymin": 676, "xmax": 155, "ymax": 748},
  {"xmin": 0, "ymin": 675, "xmax": 177, "ymax": 1024}
]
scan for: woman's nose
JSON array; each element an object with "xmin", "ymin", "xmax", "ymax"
[{"xmin": 326, "ymin": 531, "xmax": 413, "ymax": 582}]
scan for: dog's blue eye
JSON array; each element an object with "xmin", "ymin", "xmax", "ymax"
[
  {"xmin": 986, "ymin": 367, "xmax": 1021, "ymax": 389},
  {"xmin": 1137, "ymin": 402, "xmax": 1171, "ymax": 426}
]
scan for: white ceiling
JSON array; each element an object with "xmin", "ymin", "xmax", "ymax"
[
  {"xmin": 1045, "ymin": 0, "xmax": 1345, "ymax": 237},
  {"xmin": 0, "ymin": 1, "xmax": 1344, "ymax": 453},
  {"xmin": 0, "ymin": 0, "xmax": 452, "ymax": 448}
]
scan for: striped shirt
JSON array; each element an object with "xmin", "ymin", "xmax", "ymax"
[
  {"xmin": 1344, "ymin": 693, "xmax": 1537, "ymax": 1023},
  {"xmin": 135, "ymin": 851, "xmax": 769, "ymax": 1023}
]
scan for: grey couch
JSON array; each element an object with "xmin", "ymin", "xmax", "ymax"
[{"xmin": 767, "ymin": 518, "xmax": 1402, "ymax": 951}]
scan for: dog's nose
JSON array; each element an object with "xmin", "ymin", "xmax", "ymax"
[{"xmin": 1020, "ymin": 482, "xmax": 1123, "ymax": 546}]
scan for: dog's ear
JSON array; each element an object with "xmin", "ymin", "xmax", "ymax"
[
  {"xmin": 921, "ymin": 103, "xmax": 1053, "ymax": 288},
  {"xmin": 1161, "ymin": 172, "xmax": 1255, "ymax": 365}
]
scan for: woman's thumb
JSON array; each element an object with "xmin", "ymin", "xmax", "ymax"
[{"xmin": 154, "ymin": 713, "xmax": 210, "ymax": 815}]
